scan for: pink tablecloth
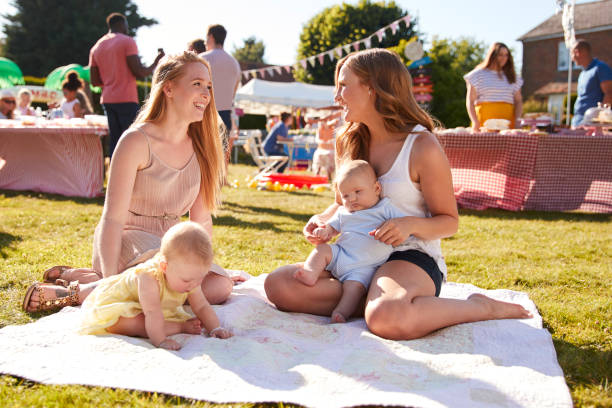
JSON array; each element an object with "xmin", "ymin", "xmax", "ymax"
[
  {"xmin": 436, "ymin": 131, "xmax": 612, "ymax": 213},
  {"xmin": 0, "ymin": 126, "xmax": 106, "ymax": 198}
]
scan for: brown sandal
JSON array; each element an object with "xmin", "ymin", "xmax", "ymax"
[
  {"xmin": 22, "ymin": 281, "xmax": 80, "ymax": 313},
  {"xmin": 42, "ymin": 265, "xmax": 72, "ymax": 285}
]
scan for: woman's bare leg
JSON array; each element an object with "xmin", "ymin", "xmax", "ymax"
[
  {"xmin": 52, "ymin": 267, "xmax": 102, "ymax": 284},
  {"xmin": 365, "ymin": 261, "xmax": 533, "ymax": 340},
  {"xmin": 202, "ymin": 272, "xmax": 233, "ymax": 305},
  {"xmin": 265, "ymin": 263, "xmax": 354, "ymax": 316},
  {"xmin": 107, "ymin": 314, "xmax": 202, "ymax": 337}
]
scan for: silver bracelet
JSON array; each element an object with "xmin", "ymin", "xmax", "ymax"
[{"xmin": 208, "ymin": 326, "xmax": 225, "ymax": 336}]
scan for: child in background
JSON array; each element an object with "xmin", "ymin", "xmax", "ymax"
[
  {"xmin": 80, "ymin": 221, "xmax": 232, "ymax": 350},
  {"xmin": 294, "ymin": 160, "xmax": 407, "ymax": 323},
  {"xmin": 16, "ymin": 88, "xmax": 35, "ymax": 116}
]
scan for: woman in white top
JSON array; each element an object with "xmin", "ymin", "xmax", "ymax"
[
  {"xmin": 264, "ymin": 49, "xmax": 531, "ymax": 340},
  {"xmin": 464, "ymin": 42, "xmax": 523, "ymax": 130}
]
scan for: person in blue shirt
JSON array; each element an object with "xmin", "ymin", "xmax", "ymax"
[
  {"xmin": 262, "ymin": 112, "xmax": 293, "ymax": 172},
  {"xmin": 571, "ymin": 39, "xmax": 612, "ymax": 126}
]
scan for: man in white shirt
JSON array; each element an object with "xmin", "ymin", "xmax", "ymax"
[{"xmin": 200, "ymin": 24, "xmax": 241, "ymax": 158}]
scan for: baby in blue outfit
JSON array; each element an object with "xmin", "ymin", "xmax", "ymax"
[{"xmin": 294, "ymin": 160, "xmax": 407, "ymax": 323}]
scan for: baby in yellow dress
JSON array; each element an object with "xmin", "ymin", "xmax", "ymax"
[{"xmin": 80, "ymin": 221, "xmax": 232, "ymax": 350}]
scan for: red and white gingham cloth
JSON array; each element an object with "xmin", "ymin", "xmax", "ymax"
[
  {"xmin": 0, "ymin": 126, "xmax": 106, "ymax": 198},
  {"xmin": 436, "ymin": 131, "xmax": 612, "ymax": 213}
]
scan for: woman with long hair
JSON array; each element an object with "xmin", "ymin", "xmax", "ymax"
[
  {"xmin": 264, "ymin": 49, "xmax": 531, "ymax": 340},
  {"xmin": 464, "ymin": 42, "xmax": 523, "ymax": 130},
  {"xmin": 23, "ymin": 52, "xmax": 234, "ymax": 312}
]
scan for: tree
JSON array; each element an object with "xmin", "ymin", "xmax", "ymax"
[
  {"xmin": 2, "ymin": 0, "xmax": 157, "ymax": 77},
  {"xmin": 427, "ymin": 37, "xmax": 486, "ymax": 128},
  {"xmin": 232, "ymin": 36, "xmax": 265, "ymax": 63},
  {"xmin": 295, "ymin": 0, "xmax": 416, "ymax": 85}
]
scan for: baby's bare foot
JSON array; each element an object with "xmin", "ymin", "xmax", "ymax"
[
  {"xmin": 468, "ymin": 293, "xmax": 533, "ymax": 320},
  {"xmin": 331, "ymin": 310, "xmax": 346, "ymax": 323},
  {"xmin": 293, "ymin": 267, "xmax": 318, "ymax": 286},
  {"xmin": 181, "ymin": 318, "xmax": 202, "ymax": 334}
]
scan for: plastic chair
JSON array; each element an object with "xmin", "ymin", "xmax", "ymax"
[{"xmin": 245, "ymin": 130, "xmax": 288, "ymax": 179}]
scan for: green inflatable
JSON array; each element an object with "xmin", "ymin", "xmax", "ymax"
[
  {"xmin": 44, "ymin": 64, "xmax": 100, "ymax": 93},
  {"xmin": 0, "ymin": 57, "xmax": 25, "ymax": 89}
]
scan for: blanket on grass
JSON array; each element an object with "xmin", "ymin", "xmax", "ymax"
[{"xmin": 0, "ymin": 273, "xmax": 572, "ymax": 408}]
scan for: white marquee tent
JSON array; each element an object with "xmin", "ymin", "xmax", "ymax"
[{"xmin": 234, "ymin": 78, "xmax": 337, "ymax": 115}]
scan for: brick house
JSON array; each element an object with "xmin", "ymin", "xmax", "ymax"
[{"xmin": 518, "ymin": 0, "xmax": 612, "ymax": 123}]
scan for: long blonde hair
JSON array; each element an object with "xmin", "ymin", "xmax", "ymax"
[
  {"xmin": 334, "ymin": 48, "xmax": 435, "ymax": 162},
  {"xmin": 134, "ymin": 52, "xmax": 225, "ymax": 212}
]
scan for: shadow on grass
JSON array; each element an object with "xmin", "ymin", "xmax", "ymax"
[
  {"xmin": 553, "ymin": 338, "xmax": 611, "ymax": 389},
  {"xmin": 459, "ymin": 208, "xmax": 611, "ymax": 223},
  {"xmin": 213, "ymin": 215, "xmax": 285, "ymax": 232},
  {"xmin": 0, "ymin": 189, "xmax": 104, "ymax": 206},
  {"xmin": 0, "ymin": 232, "xmax": 22, "ymax": 258},
  {"xmin": 221, "ymin": 202, "xmax": 313, "ymax": 223}
]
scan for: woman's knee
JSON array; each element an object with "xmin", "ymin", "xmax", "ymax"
[
  {"xmin": 365, "ymin": 297, "xmax": 419, "ymax": 340},
  {"xmin": 203, "ymin": 273, "xmax": 233, "ymax": 305},
  {"xmin": 264, "ymin": 268, "xmax": 291, "ymax": 309}
]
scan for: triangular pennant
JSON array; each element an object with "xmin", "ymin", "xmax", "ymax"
[
  {"xmin": 376, "ymin": 29, "xmax": 385, "ymax": 42},
  {"xmin": 284, "ymin": 65, "xmax": 292, "ymax": 74},
  {"xmin": 353, "ymin": 42, "xmax": 360, "ymax": 52},
  {"xmin": 327, "ymin": 51, "xmax": 335, "ymax": 62},
  {"xmin": 258, "ymin": 69, "xmax": 266, "ymax": 78},
  {"xmin": 300, "ymin": 59, "xmax": 307, "ymax": 69},
  {"xmin": 266, "ymin": 67, "xmax": 275, "ymax": 77},
  {"xmin": 391, "ymin": 22, "xmax": 399, "ymax": 34},
  {"xmin": 335, "ymin": 47, "xmax": 343, "ymax": 58},
  {"xmin": 402, "ymin": 15, "xmax": 411, "ymax": 27},
  {"xmin": 318, "ymin": 54, "xmax": 325, "ymax": 65},
  {"xmin": 250, "ymin": 70, "xmax": 257, "ymax": 79},
  {"xmin": 364, "ymin": 37, "xmax": 372, "ymax": 48},
  {"xmin": 343, "ymin": 44, "xmax": 352, "ymax": 55},
  {"xmin": 275, "ymin": 66, "xmax": 283, "ymax": 75},
  {"xmin": 308, "ymin": 56, "xmax": 317, "ymax": 67},
  {"xmin": 242, "ymin": 71, "xmax": 249, "ymax": 81}
]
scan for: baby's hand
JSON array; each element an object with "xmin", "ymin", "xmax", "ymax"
[
  {"xmin": 158, "ymin": 338, "xmax": 181, "ymax": 350},
  {"xmin": 209, "ymin": 326, "xmax": 233, "ymax": 339},
  {"xmin": 313, "ymin": 226, "xmax": 331, "ymax": 240}
]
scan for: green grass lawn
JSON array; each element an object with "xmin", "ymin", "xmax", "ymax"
[{"xmin": 1, "ymin": 163, "xmax": 610, "ymax": 407}]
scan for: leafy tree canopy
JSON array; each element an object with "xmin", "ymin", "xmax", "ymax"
[
  {"xmin": 295, "ymin": 0, "xmax": 415, "ymax": 85},
  {"xmin": 427, "ymin": 37, "xmax": 486, "ymax": 128},
  {"xmin": 232, "ymin": 36, "xmax": 265, "ymax": 63},
  {"xmin": 2, "ymin": 0, "xmax": 157, "ymax": 77}
]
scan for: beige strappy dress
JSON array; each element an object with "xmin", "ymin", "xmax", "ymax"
[{"xmin": 92, "ymin": 127, "xmax": 220, "ymax": 274}]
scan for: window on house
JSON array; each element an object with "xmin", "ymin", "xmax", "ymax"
[{"xmin": 557, "ymin": 42, "xmax": 579, "ymax": 71}]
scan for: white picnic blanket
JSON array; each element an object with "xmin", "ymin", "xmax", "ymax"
[{"xmin": 0, "ymin": 274, "xmax": 572, "ymax": 408}]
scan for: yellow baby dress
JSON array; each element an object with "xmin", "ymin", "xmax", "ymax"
[{"xmin": 80, "ymin": 254, "xmax": 195, "ymax": 335}]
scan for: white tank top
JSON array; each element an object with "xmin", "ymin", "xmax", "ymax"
[
  {"xmin": 378, "ymin": 124, "xmax": 447, "ymax": 278},
  {"xmin": 60, "ymin": 98, "xmax": 79, "ymax": 119}
]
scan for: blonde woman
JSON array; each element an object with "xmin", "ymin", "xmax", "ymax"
[
  {"xmin": 23, "ymin": 52, "xmax": 234, "ymax": 312},
  {"xmin": 265, "ymin": 49, "xmax": 531, "ymax": 340},
  {"xmin": 464, "ymin": 42, "xmax": 523, "ymax": 130}
]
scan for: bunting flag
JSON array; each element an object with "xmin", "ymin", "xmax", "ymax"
[{"xmin": 239, "ymin": 14, "xmax": 411, "ymax": 79}]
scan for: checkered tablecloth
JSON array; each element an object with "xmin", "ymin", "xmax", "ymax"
[
  {"xmin": 0, "ymin": 126, "xmax": 106, "ymax": 198},
  {"xmin": 435, "ymin": 131, "xmax": 612, "ymax": 213}
]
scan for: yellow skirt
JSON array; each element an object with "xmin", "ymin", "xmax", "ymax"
[{"xmin": 475, "ymin": 102, "xmax": 516, "ymax": 128}]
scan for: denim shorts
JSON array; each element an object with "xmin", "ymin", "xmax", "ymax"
[{"xmin": 386, "ymin": 249, "xmax": 443, "ymax": 296}]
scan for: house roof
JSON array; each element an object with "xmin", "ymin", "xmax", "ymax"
[
  {"xmin": 518, "ymin": 0, "xmax": 612, "ymax": 41},
  {"xmin": 533, "ymin": 81, "xmax": 578, "ymax": 96}
]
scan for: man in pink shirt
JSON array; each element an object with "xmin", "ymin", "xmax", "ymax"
[
  {"xmin": 89, "ymin": 12, "xmax": 164, "ymax": 158},
  {"xmin": 200, "ymin": 24, "xmax": 241, "ymax": 158}
]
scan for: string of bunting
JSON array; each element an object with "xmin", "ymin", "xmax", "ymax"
[{"xmin": 241, "ymin": 14, "xmax": 411, "ymax": 81}]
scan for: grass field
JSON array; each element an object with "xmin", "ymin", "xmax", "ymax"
[{"xmin": 0, "ymin": 163, "xmax": 610, "ymax": 407}]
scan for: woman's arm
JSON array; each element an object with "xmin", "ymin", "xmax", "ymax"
[
  {"xmin": 96, "ymin": 130, "xmax": 148, "ymax": 277},
  {"xmin": 513, "ymin": 90, "xmax": 523, "ymax": 126},
  {"xmin": 189, "ymin": 191, "xmax": 213, "ymax": 238},
  {"xmin": 373, "ymin": 133, "xmax": 458, "ymax": 246},
  {"xmin": 466, "ymin": 83, "xmax": 480, "ymax": 130}
]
